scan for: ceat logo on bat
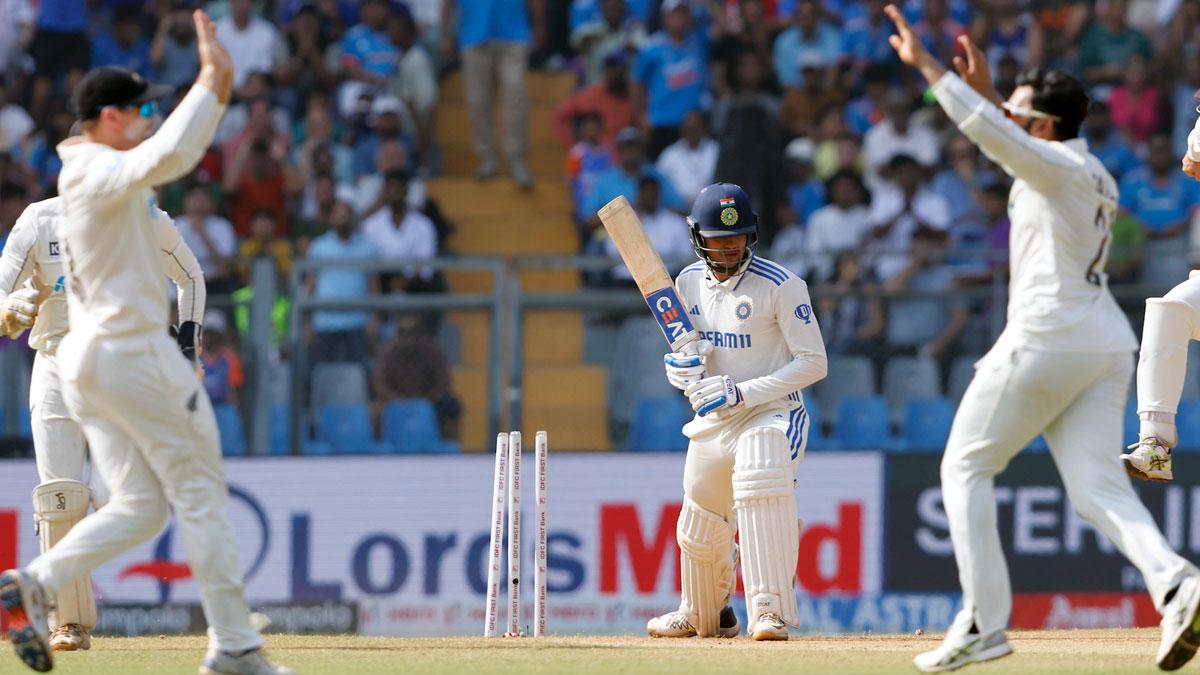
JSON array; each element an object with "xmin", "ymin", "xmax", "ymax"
[{"xmin": 645, "ymin": 288, "xmax": 694, "ymax": 345}]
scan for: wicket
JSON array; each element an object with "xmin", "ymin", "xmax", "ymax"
[{"xmin": 484, "ymin": 430, "xmax": 548, "ymax": 638}]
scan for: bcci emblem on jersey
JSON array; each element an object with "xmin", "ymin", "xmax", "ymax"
[{"xmin": 735, "ymin": 300, "xmax": 753, "ymax": 321}]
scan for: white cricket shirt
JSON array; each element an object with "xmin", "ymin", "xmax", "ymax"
[
  {"xmin": 674, "ymin": 255, "xmax": 828, "ymax": 436},
  {"xmin": 0, "ymin": 197, "xmax": 206, "ymax": 353},
  {"xmin": 932, "ymin": 72, "xmax": 1138, "ymax": 353},
  {"xmin": 55, "ymin": 85, "xmax": 224, "ymax": 340}
]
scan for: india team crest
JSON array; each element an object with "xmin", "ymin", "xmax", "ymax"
[
  {"xmin": 735, "ymin": 300, "xmax": 753, "ymax": 321},
  {"xmin": 720, "ymin": 207, "xmax": 739, "ymax": 226}
]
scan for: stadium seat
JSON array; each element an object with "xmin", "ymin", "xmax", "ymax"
[
  {"xmin": 311, "ymin": 363, "xmax": 369, "ymax": 408},
  {"xmin": 900, "ymin": 397, "xmax": 955, "ymax": 452},
  {"xmin": 213, "ymin": 404, "xmax": 246, "ymax": 457},
  {"xmin": 835, "ymin": 396, "xmax": 893, "ymax": 450},
  {"xmin": 801, "ymin": 394, "xmax": 830, "ymax": 450},
  {"xmin": 815, "ymin": 356, "xmax": 876, "ymax": 425},
  {"xmin": 1176, "ymin": 400, "xmax": 1200, "ymax": 452},
  {"xmin": 17, "ymin": 407, "xmax": 31, "ymax": 439},
  {"xmin": 381, "ymin": 399, "xmax": 460, "ymax": 453},
  {"xmin": 1185, "ymin": 343, "xmax": 1200, "ymax": 400},
  {"xmin": 1026, "ymin": 435, "xmax": 1049, "ymax": 453},
  {"xmin": 625, "ymin": 396, "xmax": 690, "ymax": 451},
  {"xmin": 269, "ymin": 404, "xmax": 333, "ymax": 456},
  {"xmin": 882, "ymin": 356, "xmax": 941, "ymax": 424},
  {"xmin": 947, "ymin": 354, "xmax": 982, "ymax": 403},
  {"xmin": 316, "ymin": 404, "xmax": 393, "ymax": 454}
]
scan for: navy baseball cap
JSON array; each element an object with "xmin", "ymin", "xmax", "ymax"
[{"xmin": 70, "ymin": 67, "xmax": 172, "ymax": 121}]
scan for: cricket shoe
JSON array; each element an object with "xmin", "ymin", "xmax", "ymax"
[
  {"xmin": 646, "ymin": 606, "xmax": 740, "ymax": 638},
  {"xmin": 0, "ymin": 569, "xmax": 52, "ymax": 672},
  {"xmin": 1122, "ymin": 438, "xmax": 1173, "ymax": 482},
  {"xmin": 749, "ymin": 612, "xmax": 788, "ymax": 641},
  {"xmin": 49, "ymin": 624, "xmax": 90, "ymax": 651},
  {"xmin": 913, "ymin": 629, "xmax": 1012, "ymax": 672},
  {"xmin": 199, "ymin": 647, "xmax": 294, "ymax": 675},
  {"xmin": 1158, "ymin": 575, "xmax": 1200, "ymax": 670}
]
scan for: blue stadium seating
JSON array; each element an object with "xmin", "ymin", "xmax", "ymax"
[
  {"xmin": 626, "ymin": 396, "xmax": 690, "ymax": 451},
  {"xmin": 1176, "ymin": 400, "xmax": 1200, "ymax": 452},
  {"xmin": 381, "ymin": 399, "xmax": 460, "ymax": 453},
  {"xmin": 17, "ymin": 408, "xmax": 31, "ymax": 439},
  {"xmin": 800, "ymin": 395, "xmax": 829, "ymax": 450},
  {"xmin": 1123, "ymin": 399, "xmax": 1139, "ymax": 448},
  {"xmin": 213, "ymin": 404, "xmax": 246, "ymax": 457},
  {"xmin": 270, "ymin": 404, "xmax": 333, "ymax": 456},
  {"xmin": 835, "ymin": 396, "xmax": 893, "ymax": 450},
  {"xmin": 900, "ymin": 397, "xmax": 955, "ymax": 452},
  {"xmin": 1025, "ymin": 435, "xmax": 1049, "ymax": 453},
  {"xmin": 316, "ymin": 404, "xmax": 394, "ymax": 454}
]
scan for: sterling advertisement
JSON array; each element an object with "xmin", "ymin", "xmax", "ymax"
[{"xmin": 0, "ymin": 453, "xmax": 884, "ymax": 636}]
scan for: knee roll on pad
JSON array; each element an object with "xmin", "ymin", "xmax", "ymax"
[
  {"xmin": 676, "ymin": 498, "xmax": 736, "ymax": 637},
  {"xmin": 733, "ymin": 427, "xmax": 800, "ymax": 626},
  {"xmin": 32, "ymin": 479, "xmax": 98, "ymax": 630}
]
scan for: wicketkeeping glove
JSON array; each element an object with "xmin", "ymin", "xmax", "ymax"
[
  {"xmin": 0, "ymin": 287, "xmax": 40, "ymax": 336},
  {"xmin": 685, "ymin": 374, "xmax": 742, "ymax": 417},
  {"xmin": 663, "ymin": 339, "xmax": 713, "ymax": 390}
]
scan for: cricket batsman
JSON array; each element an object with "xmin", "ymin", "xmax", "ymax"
[
  {"xmin": 0, "ymin": 192, "xmax": 207, "ymax": 651},
  {"xmin": 885, "ymin": 5, "xmax": 1200, "ymax": 672},
  {"xmin": 1121, "ymin": 89, "xmax": 1200, "ymax": 481},
  {"xmin": 646, "ymin": 183, "xmax": 828, "ymax": 640},
  {"xmin": 0, "ymin": 10, "xmax": 290, "ymax": 675}
]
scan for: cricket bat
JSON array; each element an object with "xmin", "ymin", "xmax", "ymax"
[{"xmin": 597, "ymin": 196, "xmax": 700, "ymax": 352}]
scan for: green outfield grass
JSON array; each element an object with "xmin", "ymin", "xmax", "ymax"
[{"xmin": 0, "ymin": 629, "xmax": 1177, "ymax": 674}]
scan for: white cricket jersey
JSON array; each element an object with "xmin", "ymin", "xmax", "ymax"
[
  {"xmin": 675, "ymin": 256, "xmax": 828, "ymax": 436},
  {"xmin": 0, "ymin": 197, "xmax": 206, "ymax": 353},
  {"xmin": 56, "ymin": 85, "xmax": 224, "ymax": 340},
  {"xmin": 932, "ymin": 73, "xmax": 1138, "ymax": 353}
]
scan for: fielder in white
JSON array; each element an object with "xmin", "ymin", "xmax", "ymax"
[
  {"xmin": 1121, "ymin": 93, "xmax": 1200, "ymax": 482},
  {"xmin": 0, "ymin": 194, "xmax": 206, "ymax": 651},
  {"xmin": 885, "ymin": 6, "xmax": 1200, "ymax": 672},
  {"xmin": 0, "ymin": 11, "xmax": 290, "ymax": 675},
  {"xmin": 646, "ymin": 182, "xmax": 828, "ymax": 641}
]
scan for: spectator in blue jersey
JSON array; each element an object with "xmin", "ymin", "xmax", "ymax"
[
  {"xmin": 91, "ymin": 5, "xmax": 154, "ymax": 79},
  {"xmin": 339, "ymin": 0, "xmax": 399, "ymax": 115},
  {"xmin": 306, "ymin": 201, "xmax": 380, "ymax": 364},
  {"xmin": 633, "ymin": 0, "xmax": 716, "ymax": 159},
  {"xmin": 772, "ymin": 0, "xmax": 844, "ymax": 90},
  {"xmin": 843, "ymin": 0, "xmax": 896, "ymax": 72},
  {"xmin": 570, "ymin": 0, "xmax": 650, "ymax": 33},
  {"xmin": 1119, "ymin": 134, "xmax": 1200, "ymax": 286},
  {"xmin": 442, "ymin": 0, "xmax": 545, "ymax": 189},
  {"xmin": 784, "ymin": 137, "xmax": 825, "ymax": 224},
  {"xmin": 1084, "ymin": 101, "xmax": 1140, "ymax": 181},
  {"xmin": 580, "ymin": 126, "xmax": 683, "ymax": 227},
  {"xmin": 845, "ymin": 63, "xmax": 889, "ymax": 136},
  {"xmin": 571, "ymin": 0, "xmax": 647, "ymax": 86},
  {"xmin": 28, "ymin": 0, "xmax": 90, "ymax": 125}
]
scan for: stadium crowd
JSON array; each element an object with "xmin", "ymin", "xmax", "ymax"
[{"xmin": 0, "ymin": 0, "xmax": 1197, "ymax": 449}]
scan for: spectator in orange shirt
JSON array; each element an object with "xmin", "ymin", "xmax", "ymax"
[
  {"xmin": 224, "ymin": 137, "xmax": 298, "ymax": 236},
  {"xmin": 200, "ymin": 310, "xmax": 244, "ymax": 408},
  {"xmin": 551, "ymin": 51, "xmax": 634, "ymax": 150}
]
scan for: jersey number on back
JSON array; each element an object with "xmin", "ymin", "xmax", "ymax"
[{"xmin": 1086, "ymin": 205, "xmax": 1114, "ymax": 286}]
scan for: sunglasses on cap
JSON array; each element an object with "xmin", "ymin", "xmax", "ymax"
[{"xmin": 1001, "ymin": 101, "xmax": 1061, "ymax": 122}]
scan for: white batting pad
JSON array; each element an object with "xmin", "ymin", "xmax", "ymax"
[
  {"xmin": 732, "ymin": 426, "xmax": 800, "ymax": 626},
  {"xmin": 1138, "ymin": 298, "xmax": 1196, "ymax": 444},
  {"xmin": 677, "ymin": 497, "xmax": 735, "ymax": 637},
  {"xmin": 32, "ymin": 479, "xmax": 97, "ymax": 629}
]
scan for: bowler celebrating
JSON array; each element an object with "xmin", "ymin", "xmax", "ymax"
[
  {"xmin": 0, "ymin": 10, "xmax": 290, "ymax": 675},
  {"xmin": 646, "ymin": 183, "xmax": 827, "ymax": 640},
  {"xmin": 885, "ymin": 5, "xmax": 1200, "ymax": 672}
]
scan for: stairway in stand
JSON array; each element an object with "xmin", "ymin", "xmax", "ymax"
[{"xmin": 428, "ymin": 71, "xmax": 609, "ymax": 452}]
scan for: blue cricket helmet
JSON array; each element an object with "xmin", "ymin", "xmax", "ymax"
[{"xmin": 687, "ymin": 183, "xmax": 759, "ymax": 275}]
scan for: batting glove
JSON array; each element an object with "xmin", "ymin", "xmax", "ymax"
[
  {"xmin": 664, "ymin": 339, "xmax": 713, "ymax": 390},
  {"xmin": 685, "ymin": 374, "xmax": 742, "ymax": 417},
  {"xmin": 0, "ymin": 287, "xmax": 40, "ymax": 336},
  {"xmin": 171, "ymin": 321, "xmax": 203, "ymax": 363}
]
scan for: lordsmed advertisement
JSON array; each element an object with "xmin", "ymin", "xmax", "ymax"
[{"xmin": 0, "ymin": 452, "xmax": 883, "ymax": 636}]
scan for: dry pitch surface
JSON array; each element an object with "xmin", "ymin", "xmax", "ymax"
[{"xmin": 0, "ymin": 629, "xmax": 1182, "ymax": 674}]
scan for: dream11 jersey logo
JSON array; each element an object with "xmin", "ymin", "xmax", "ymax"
[
  {"xmin": 117, "ymin": 485, "xmax": 271, "ymax": 603},
  {"xmin": 645, "ymin": 287, "xmax": 696, "ymax": 347}
]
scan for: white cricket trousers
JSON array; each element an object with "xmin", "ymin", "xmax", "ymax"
[
  {"xmin": 942, "ymin": 337, "xmax": 1195, "ymax": 635},
  {"xmin": 29, "ymin": 350, "xmax": 106, "ymax": 503},
  {"xmin": 25, "ymin": 331, "xmax": 262, "ymax": 652}
]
